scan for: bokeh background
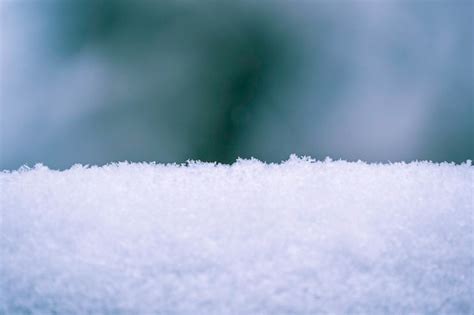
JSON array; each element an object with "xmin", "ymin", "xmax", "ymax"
[{"xmin": 1, "ymin": 0, "xmax": 472, "ymax": 170}]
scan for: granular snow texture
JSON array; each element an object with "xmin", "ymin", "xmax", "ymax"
[{"xmin": 1, "ymin": 157, "xmax": 472, "ymax": 314}]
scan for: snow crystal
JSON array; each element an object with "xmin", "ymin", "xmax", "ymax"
[{"xmin": 1, "ymin": 157, "xmax": 472, "ymax": 314}]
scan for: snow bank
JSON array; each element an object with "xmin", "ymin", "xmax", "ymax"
[{"xmin": 1, "ymin": 157, "xmax": 472, "ymax": 314}]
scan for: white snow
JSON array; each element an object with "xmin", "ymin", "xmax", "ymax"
[{"xmin": 1, "ymin": 156, "xmax": 472, "ymax": 314}]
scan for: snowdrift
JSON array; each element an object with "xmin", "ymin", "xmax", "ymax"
[{"xmin": 1, "ymin": 157, "xmax": 472, "ymax": 314}]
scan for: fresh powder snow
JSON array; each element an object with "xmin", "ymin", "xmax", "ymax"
[{"xmin": 1, "ymin": 156, "xmax": 472, "ymax": 314}]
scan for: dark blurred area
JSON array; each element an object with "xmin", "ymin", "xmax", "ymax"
[{"xmin": 1, "ymin": 1, "xmax": 472, "ymax": 169}]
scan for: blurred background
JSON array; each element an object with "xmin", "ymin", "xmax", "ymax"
[{"xmin": 1, "ymin": 0, "xmax": 472, "ymax": 170}]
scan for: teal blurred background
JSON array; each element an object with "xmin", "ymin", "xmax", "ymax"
[{"xmin": 1, "ymin": 1, "xmax": 472, "ymax": 169}]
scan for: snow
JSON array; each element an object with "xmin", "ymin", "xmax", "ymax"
[{"xmin": 1, "ymin": 156, "xmax": 472, "ymax": 314}]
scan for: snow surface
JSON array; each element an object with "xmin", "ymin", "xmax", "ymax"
[{"xmin": 1, "ymin": 156, "xmax": 473, "ymax": 314}]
